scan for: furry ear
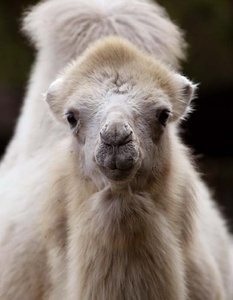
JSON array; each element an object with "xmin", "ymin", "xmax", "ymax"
[
  {"xmin": 45, "ymin": 78, "xmax": 65, "ymax": 122},
  {"xmin": 172, "ymin": 74, "xmax": 197, "ymax": 121}
]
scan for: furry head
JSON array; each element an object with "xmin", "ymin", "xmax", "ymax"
[{"xmin": 45, "ymin": 37, "xmax": 195, "ymax": 186}]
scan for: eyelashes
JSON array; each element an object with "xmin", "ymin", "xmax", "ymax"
[
  {"xmin": 157, "ymin": 109, "xmax": 171, "ymax": 127},
  {"xmin": 66, "ymin": 112, "xmax": 78, "ymax": 128}
]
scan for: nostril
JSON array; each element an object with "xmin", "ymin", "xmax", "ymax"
[
  {"xmin": 100, "ymin": 122, "xmax": 133, "ymax": 146},
  {"xmin": 119, "ymin": 131, "xmax": 133, "ymax": 145},
  {"xmin": 100, "ymin": 132, "xmax": 112, "ymax": 146}
]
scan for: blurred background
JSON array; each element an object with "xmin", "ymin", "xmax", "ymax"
[{"xmin": 0, "ymin": 0, "xmax": 232, "ymax": 229}]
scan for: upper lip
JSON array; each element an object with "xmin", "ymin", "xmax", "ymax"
[
  {"xmin": 100, "ymin": 132, "xmax": 133, "ymax": 147},
  {"xmin": 107, "ymin": 164, "xmax": 133, "ymax": 171}
]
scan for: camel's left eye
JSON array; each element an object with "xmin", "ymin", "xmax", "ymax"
[
  {"xmin": 158, "ymin": 109, "xmax": 171, "ymax": 127},
  {"xmin": 66, "ymin": 112, "xmax": 77, "ymax": 128}
]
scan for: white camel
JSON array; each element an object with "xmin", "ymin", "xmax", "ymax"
[
  {"xmin": 0, "ymin": 0, "xmax": 232, "ymax": 299},
  {"xmin": 40, "ymin": 36, "xmax": 233, "ymax": 299}
]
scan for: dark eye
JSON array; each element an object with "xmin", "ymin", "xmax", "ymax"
[
  {"xmin": 66, "ymin": 112, "xmax": 77, "ymax": 128},
  {"xmin": 158, "ymin": 109, "xmax": 171, "ymax": 126}
]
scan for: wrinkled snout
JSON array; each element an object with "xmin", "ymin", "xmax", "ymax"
[
  {"xmin": 100, "ymin": 121, "xmax": 133, "ymax": 147},
  {"xmin": 95, "ymin": 115, "xmax": 140, "ymax": 181}
]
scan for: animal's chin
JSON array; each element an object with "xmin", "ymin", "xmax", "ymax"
[{"xmin": 98, "ymin": 166, "xmax": 136, "ymax": 182}]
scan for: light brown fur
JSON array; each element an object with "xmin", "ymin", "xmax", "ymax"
[
  {"xmin": 0, "ymin": 0, "xmax": 185, "ymax": 171},
  {"xmin": 41, "ymin": 37, "xmax": 233, "ymax": 299},
  {"xmin": 0, "ymin": 1, "xmax": 232, "ymax": 299},
  {"xmin": 0, "ymin": 1, "xmax": 187, "ymax": 298}
]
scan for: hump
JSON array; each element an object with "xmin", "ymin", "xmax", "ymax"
[{"xmin": 22, "ymin": 0, "xmax": 186, "ymax": 69}]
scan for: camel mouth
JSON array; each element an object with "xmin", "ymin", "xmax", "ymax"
[
  {"xmin": 98, "ymin": 165, "xmax": 136, "ymax": 181},
  {"xmin": 94, "ymin": 142, "xmax": 140, "ymax": 181}
]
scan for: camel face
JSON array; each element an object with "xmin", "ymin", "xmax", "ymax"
[
  {"xmin": 45, "ymin": 37, "xmax": 195, "ymax": 185},
  {"xmin": 92, "ymin": 93, "xmax": 171, "ymax": 183},
  {"xmin": 59, "ymin": 87, "xmax": 171, "ymax": 185}
]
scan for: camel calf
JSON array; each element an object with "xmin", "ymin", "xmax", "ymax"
[
  {"xmin": 0, "ymin": 0, "xmax": 232, "ymax": 299},
  {"xmin": 42, "ymin": 37, "xmax": 233, "ymax": 299}
]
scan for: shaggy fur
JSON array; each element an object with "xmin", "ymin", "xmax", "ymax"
[
  {"xmin": 0, "ymin": 0, "xmax": 185, "ymax": 171},
  {"xmin": 0, "ymin": 1, "xmax": 187, "ymax": 298},
  {"xmin": 40, "ymin": 36, "xmax": 233, "ymax": 299},
  {"xmin": 0, "ymin": 0, "xmax": 232, "ymax": 300}
]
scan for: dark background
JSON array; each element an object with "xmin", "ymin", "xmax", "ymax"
[{"xmin": 0, "ymin": 0, "xmax": 232, "ymax": 229}]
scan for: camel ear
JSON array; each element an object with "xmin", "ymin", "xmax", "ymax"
[
  {"xmin": 172, "ymin": 74, "xmax": 197, "ymax": 121},
  {"xmin": 45, "ymin": 78, "xmax": 65, "ymax": 122}
]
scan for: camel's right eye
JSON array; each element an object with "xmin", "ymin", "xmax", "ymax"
[{"xmin": 66, "ymin": 112, "xmax": 77, "ymax": 128}]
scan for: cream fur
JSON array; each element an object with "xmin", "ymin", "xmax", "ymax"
[
  {"xmin": 0, "ymin": 0, "xmax": 185, "ymax": 171},
  {"xmin": 0, "ymin": 1, "xmax": 187, "ymax": 298},
  {"xmin": 43, "ymin": 37, "xmax": 232, "ymax": 299},
  {"xmin": 0, "ymin": 0, "xmax": 232, "ymax": 299}
]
